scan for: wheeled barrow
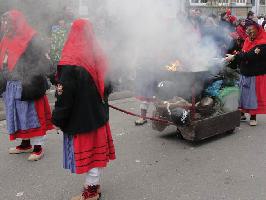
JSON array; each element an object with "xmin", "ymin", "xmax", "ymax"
[{"xmin": 152, "ymin": 70, "xmax": 241, "ymax": 142}]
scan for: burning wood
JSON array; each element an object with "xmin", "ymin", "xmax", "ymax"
[
  {"xmin": 164, "ymin": 59, "xmax": 185, "ymax": 72},
  {"xmin": 154, "ymin": 97, "xmax": 192, "ymax": 114}
]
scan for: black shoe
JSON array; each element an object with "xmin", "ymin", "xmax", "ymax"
[{"xmin": 240, "ymin": 115, "xmax": 247, "ymax": 121}]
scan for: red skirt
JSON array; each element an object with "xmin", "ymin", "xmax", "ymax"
[
  {"xmin": 73, "ymin": 123, "xmax": 116, "ymax": 174},
  {"xmin": 10, "ymin": 96, "xmax": 53, "ymax": 141},
  {"xmin": 246, "ymin": 75, "xmax": 266, "ymax": 115}
]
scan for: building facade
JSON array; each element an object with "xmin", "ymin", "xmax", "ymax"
[
  {"xmin": 73, "ymin": 0, "xmax": 265, "ymax": 18},
  {"xmin": 187, "ymin": 0, "xmax": 253, "ymax": 17},
  {"xmin": 257, "ymin": 0, "xmax": 266, "ymax": 15},
  {"xmin": 187, "ymin": 0, "xmax": 266, "ymax": 16}
]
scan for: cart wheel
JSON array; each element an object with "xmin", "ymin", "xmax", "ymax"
[
  {"xmin": 152, "ymin": 111, "xmax": 168, "ymax": 132},
  {"xmin": 176, "ymin": 129, "xmax": 184, "ymax": 140},
  {"xmin": 227, "ymin": 128, "xmax": 235, "ymax": 134}
]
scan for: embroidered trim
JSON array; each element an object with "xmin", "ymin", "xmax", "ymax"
[{"xmin": 56, "ymin": 84, "xmax": 63, "ymax": 95}]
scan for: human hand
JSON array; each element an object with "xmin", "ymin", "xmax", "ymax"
[
  {"xmin": 45, "ymin": 53, "xmax": 51, "ymax": 60},
  {"xmin": 54, "ymin": 126, "xmax": 62, "ymax": 134},
  {"xmin": 225, "ymin": 54, "xmax": 235, "ymax": 62},
  {"xmin": 255, "ymin": 48, "xmax": 261, "ymax": 54},
  {"xmin": 56, "ymin": 84, "xmax": 63, "ymax": 95}
]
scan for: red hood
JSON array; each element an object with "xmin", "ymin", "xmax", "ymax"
[
  {"xmin": 59, "ymin": 19, "xmax": 108, "ymax": 98},
  {"xmin": 243, "ymin": 27, "xmax": 266, "ymax": 52},
  {"xmin": 0, "ymin": 10, "xmax": 36, "ymax": 71}
]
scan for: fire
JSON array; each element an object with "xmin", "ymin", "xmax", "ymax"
[{"xmin": 165, "ymin": 59, "xmax": 183, "ymax": 72}]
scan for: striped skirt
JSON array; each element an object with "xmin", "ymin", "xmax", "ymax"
[{"xmin": 63, "ymin": 122, "xmax": 116, "ymax": 174}]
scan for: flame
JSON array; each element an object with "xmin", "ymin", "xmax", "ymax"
[{"xmin": 165, "ymin": 59, "xmax": 183, "ymax": 72}]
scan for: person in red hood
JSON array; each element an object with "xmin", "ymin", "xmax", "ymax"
[
  {"xmin": 52, "ymin": 19, "xmax": 115, "ymax": 200},
  {"xmin": 236, "ymin": 18, "xmax": 248, "ymax": 40},
  {"xmin": 0, "ymin": 10, "xmax": 53, "ymax": 161},
  {"xmin": 227, "ymin": 32, "xmax": 244, "ymax": 55},
  {"xmin": 226, "ymin": 21, "xmax": 266, "ymax": 126},
  {"xmin": 226, "ymin": 9, "xmax": 237, "ymax": 25}
]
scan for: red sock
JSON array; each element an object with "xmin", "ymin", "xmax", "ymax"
[
  {"xmin": 33, "ymin": 145, "xmax": 42, "ymax": 153},
  {"xmin": 19, "ymin": 140, "xmax": 31, "ymax": 148}
]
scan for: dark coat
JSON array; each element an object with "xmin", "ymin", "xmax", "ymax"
[
  {"xmin": 0, "ymin": 35, "xmax": 49, "ymax": 100},
  {"xmin": 52, "ymin": 65, "xmax": 110, "ymax": 135},
  {"xmin": 229, "ymin": 44, "xmax": 266, "ymax": 76}
]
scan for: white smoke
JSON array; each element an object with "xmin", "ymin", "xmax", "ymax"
[
  {"xmin": 90, "ymin": 0, "xmax": 222, "ymax": 75},
  {"xmin": 0, "ymin": 0, "xmax": 222, "ymax": 74},
  {"xmin": 0, "ymin": 0, "xmax": 224, "ymax": 86}
]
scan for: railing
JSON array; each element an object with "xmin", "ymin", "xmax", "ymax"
[
  {"xmin": 189, "ymin": 0, "xmax": 247, "ymax": 6},
  {"xmin": 190, "ymin": 0, "xmax": 208, "ymax": 6}
]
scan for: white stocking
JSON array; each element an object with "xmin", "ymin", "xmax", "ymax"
[{"xmin": 85, "ymin": 168, "xmax": 102, "ymax": 186}]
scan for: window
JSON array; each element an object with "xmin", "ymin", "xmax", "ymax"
[
  {"xmin": 218, "ymin": 0, "xmax": 229, "ymax": 3},
  {"xmin": 190, "ymin": 0, "xmax": 207, "ymax": 5},
  {"xmin": 217, "ymin": 0, "xmax": 230, "ymax": 6},
  {"xmin": 235, "ymin": 0, "xmax": 246, "ymax": 5},
  {"xmin": 190, "ymin": 0, "xmax": 247, "ymax": 6},
  {"xmin": 218, "ymin": 0, "xmax": 247, "ymax": 5},
  {"xmin": 260, "ymin": 0, "xmax": 266, "ymax": 6}
]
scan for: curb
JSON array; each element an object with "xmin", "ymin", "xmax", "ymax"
[{"xmin": 109, "ymin": 91, "xmax": 133, "ymax": 101}]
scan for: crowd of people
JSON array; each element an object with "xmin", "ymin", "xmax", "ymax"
[{"xmin": 189, "ymin": 9, "xmax": 266, "ymax": 126}]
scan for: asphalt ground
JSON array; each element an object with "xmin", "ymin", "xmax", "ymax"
[{"xmin": 1, "ymin": 98, "xmax": 266, "ymax": 200}]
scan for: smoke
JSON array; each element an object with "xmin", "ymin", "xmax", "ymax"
[
  {"xmin": 0, "ymin": 0, "xmax": 224, "ymax": 75},
  {"xmin": 89, "ymin": 0, "xmax": 222, "ymax": 76},
  {"xmin": 0, "ymin": 0, "xmax": 75, "ymax": 39},
  {"xmin": 0, "ymin": 0, "xmax": 227, "ymax": 93}
]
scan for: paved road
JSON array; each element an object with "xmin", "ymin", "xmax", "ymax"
[{"xmin": 1, "ymin": 98, "xmax": 266, "ymax": 200}]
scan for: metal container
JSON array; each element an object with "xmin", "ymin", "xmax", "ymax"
[
  {"xmin": 152, "ymin": 110, "xmax": 241, "ymax": 142},
  {"xmin": 178, "ymin": 110, "xmax": 241, "ymax": 142},
  {"xmin": 156, "ymin": 70, "xmax": 211, "ymax": 100}
]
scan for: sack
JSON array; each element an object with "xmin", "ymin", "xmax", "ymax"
[{"xmin": 218, "ymin": 87, "xmax": 240, "ymax": 112}]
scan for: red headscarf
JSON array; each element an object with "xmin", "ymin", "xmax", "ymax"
[
  {"xmin": 226, "ymin": 9, "xmax": 237, "ymax": 24},
  {"xmin": 0, "ymin": 10, "xmax": 37, "ymax": 71},
  {"xmin": 236, "ymin": 25, "xmax": 248, "ymax": 40},
  {"xmin": 242, "ymin": 25, "xmax": 266, "ymax": 52},
  {"xmin": 59, "ymin": 19, "xmax": 108, "ymax": 98},
  {"xmin": 226, "ymin": 8, "xmax": 232, "ymax": 16}
]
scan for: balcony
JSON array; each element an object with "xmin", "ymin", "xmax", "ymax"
[
  {"xmin": 188, "ymin": 0, "xmax": 252, "ymax": 17},
  {"xmin": 190, "ymin": 0, "xmax": 248, "ymax": 6}
]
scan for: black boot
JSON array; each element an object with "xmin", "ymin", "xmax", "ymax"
[{"xmin": 240, "ymin": 112, "xmax": 247, "ymax": 121}]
